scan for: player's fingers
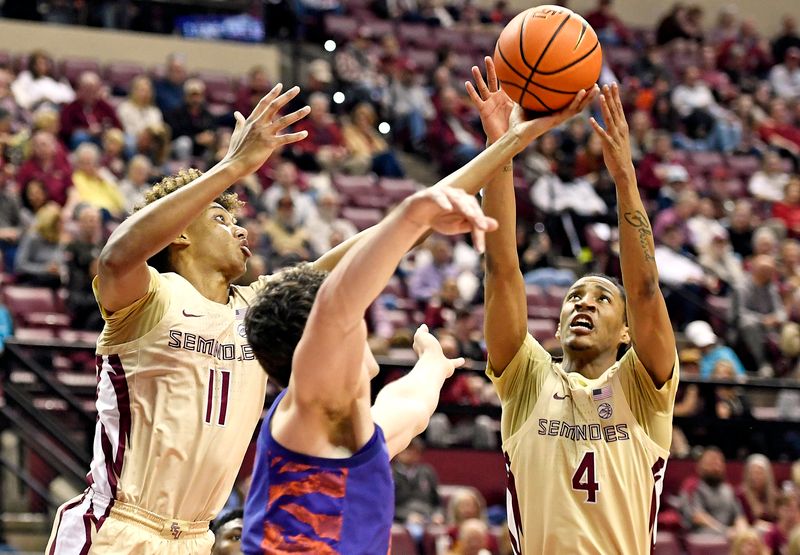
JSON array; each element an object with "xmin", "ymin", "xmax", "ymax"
[
  {"xmin": 465, "ymin": 81, "xmax": 483, "ymax": 106},
  {"xmin": 610, "ymin": 83, "xmax": 629, "ymax": 129},
  {"xmin": 472, "ymin": 227, "xmax": 486, "ymax": 254},
  {"xmin": 450, "ymin": 357, "xmax": 466, "ymax": 368},
  {"xmin": 598, "ymin": 94, "xmax": 615, "ymax": 132},
  {"xmin": 579, "ymin": 85, "xmax": 600, "ymax": 112},
  {"xmin": 485, "ymin": 56, "xmax": 499, "ymax": 92},
  {"xmin": 471, "ymin": 66, "xmax": 490, "ymax": 99},
  {"xmin": 272, "ymin": 130, "xmax": 308, "ymax": 146},
  {"xmin": 250, "ymin": 83, "xmax": 283, "ymax": 121},
  {"xmin": 270, "ymin": 105, "xmax": 311, "ymax": 132},
  {"xmin": 589, "ymin": 117, "xmax": 612, "ymax": 143},
  {"xmin": 430, "ymin": 188, "xmax": 454, "ymax": 212},
  {"xmin": 234, "ymin": 111, "xmax": 246, "ymax": 126},
  {"xmin": 566, "ymin": 88, "xmax": 587, "ymax": 114},
  {"xmin": 258, "ymin": 85, "xmax": 301, "ymax": 124}
]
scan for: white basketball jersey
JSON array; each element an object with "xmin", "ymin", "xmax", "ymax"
[{"xmin": 487, "ymin": 335, "xmax": 678, "ymax": 554}]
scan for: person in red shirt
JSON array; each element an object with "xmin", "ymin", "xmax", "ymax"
[
  {"xmin": 59, "ymin": 71, "xmax": 122, "ymax": 149},
  {"xmin": 16, "ymin": 130, "xmax": 72, "ymax": 205},
  {"xmin": 759, "ymin": 98, "xmax": 800, "ymax": 154},
  {"xmin": 774, "ymin": 178, "xmax": 800, "ymax": 238},
  {"xmin": 764, "ymin": 492, "xmax": 800, "ymax": 554}
]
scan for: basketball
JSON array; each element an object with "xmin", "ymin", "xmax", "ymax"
[{"xmin": 493, "ymin": 4, "xmax": 603, "ymax": 114}]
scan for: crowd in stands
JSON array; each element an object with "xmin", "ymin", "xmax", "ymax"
[{"xmin": 3, "ymin": 1, "xmax": 800, "ymax": 553}]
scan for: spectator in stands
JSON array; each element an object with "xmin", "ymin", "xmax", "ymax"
[
  {"xmin": 424, "ymin": 277, "xmax": 463, "ymax": 330},
  {"xmin": 19, "ymin": 180, "xmax": 50, "ymax": 229},
  {"xmin": 699, "ymin": 228, "xmax": 747, "ymax": 292},
  {"xmin": 387, "ymin": 58, "xmax": 436, "ymax": 153},
  {"xmin": 712, "ymin": 359, "xmax": 752, "ymax": 422},
  {"xmin": 637, "ymin": 131, "xmax": 687, "ymax": 198},
  {"xmin": 291, "ymin": 92, "xmax": 347, "ymax": 172},
  {"xmin": 288, "ymin": 59, "xmax": 334, "ymax": 115},
  {"xmin": 685, "ymin": 320, "xmax": 746, "ymax": 379},
  {"xmin": 447, "ymin": 518, "xmax": 491, "ymax": 555},
  {"xmin": 118, "ymin": 155, "xmax": 153, "ymax": 214},
  {"xmin": 749, "ymin": 151, "xmax": 791, "ymax": 202},
  {"xmin": 63, "ymin": 204, "xmax": 104, "ymax": 330},
  {"xmin": 305, "ymin": 190, "xmax": 357, "ymax": 255},
  {"xmin": 790, "ymin": 527, "xmax": 800, "ymax": 555},
  {"xmin": 259, "ymin": 159, "xmax": 318, "ymax": 226},
  {"xmin": 765, "ymin": 492, "xmax": 800, "ymax": 553},
  {"xmin": 10, "ymin": 49, "xmax": 74, "ymax": 110},
  {"xmin": 770, "ymin": 47, "xmax": 800, "ymax": 101},
  {"xmin": 17, "ymin": 130, "xmax": 72, "ymax": 206},
  {"xmin": 166, "ymin": 78, "xmax": 216, "ymax": 160},
  {"xmin": 101, "ymin": 127, "xmax": 127, "ymax": 179},
  {"xmin": 68, "ymin": 142, "xmax": 126, "ymax": 220},
  {"xmin": 116, "ymin": 75, "xmax": 164, "ymax": 147},
  {"xmin": 653, "ymin": 189, "xmax": 699, "ymax": 249},
  {"xmin": 725, "ymin": 201, "xmax": 757, "ymax": 260},
  {"xmin": 211, "ymin": 509, "xmax": 243, "ymax": 555},
  {"xmin": 734, "ymin": 254, "xmax": 787, "ymax": 376},
  {"xmin": 586, "ymin": 0, "xmax": 633, "ymax": 46},
  {"xmin": 774, "ymin": 178, "xmax": 800, "ymax": 238},
  {"xmin": 134, "ymin": 121, "xmax": 171, "ymax": 170},
  {"xmin": 393, "ymin": 438, "xmax": 443, "ymax": 527},
  {"xmin": 709, "ymin": 5, "xmax": 739, "ymax": 46},
  {"xmin": 428, "ymin": 86, "xmax": 483, "ymax": 173},
  {"xmin": 730, "ymin": 528, "xmax": 769, "ymax": 555},
  {"xmin": 656, "ymin": 4, "xmax": 703, "ymax": 45},
  {"xmin": 408, "ymin": 237, "xmax": 460, "ymax": 303},
  {"xmin": 774, "ymin": 15, "xmax": 800, "ymax": 64},
  {"xmin": 0, "ymin": 68, "xmax": 27, "ymax": 129},
  {"xmin": 444, "ymin": 488, "xmax": 498, "ymax": 553},
  {"xmin": 154, "ymin": 53, "xmax": 188, "ymax": 114},
  {"xmin": 261, "ymin": 195, "xmax": 314, "ymax": 266},
  {"xmin": 0, "ymin": 171, "xmax": 23, "ymax": 270},
  {"xmin": 737, "ymin": 453, "xmax": 778, "ymax": 528},
  {"xmin": 0, "ymin": 300, "xmax": 11, "ymax": 354},
  {"xmin": 718, "ymin": 19, "xmax": 773, "ymax": 78},
  {"xmin": 681, "ymin": 446, "xmax": 749, "ymax": 537},
  {"xmin": 689, "ymin": 197, "xmax": 732, "ymax": 256},
  {"xmin": 235, "ymin": 65, "xmax": 272, "ymax": 116},
  {"xmin": 522, "ymin": 133, "xmax": 559, "ymax": 184},
  {"xmin": 759, "ymin": 98, "xmax": 800, "ymax": 155},
  {"xmin": 334, "ymin": 29, "xmax": 385, "ymax": 106},
  {"xmin": 59, "ymin": 71, "xmax": 122, "ymax": 149},
  {"xmin": 342, "ymin": 102, "xmax": 405, "ymax": 177},
  {"xmin": 14, "ymin": 201, "xmax": 63, "ymax": 287}
]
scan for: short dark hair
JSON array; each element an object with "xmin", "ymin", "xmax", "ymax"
[
  {"xmin": 245, "ymin": 263, "xmax": 328, "ymax": 388},
  {"xmin": 211, "ymin": 509, "xmax": 242, "ymax": 536},
  {"xmin": 133, "ymin": 168, "xmax": 243, "ymax": 272}
]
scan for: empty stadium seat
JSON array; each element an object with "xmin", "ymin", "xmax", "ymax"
[
  {"xmin": 60, "ymin": 57, "xmax": 101, "ymax": 85},
  {"xmin": 2, "ymin": 286, "xmax": 58, "ymax": 327},
  {"xmin": 341, "ymin": 206, "xmax": 383, "ymax": 231},
  {"xmin": 684, "ymin": 533, "xmax": 729, "ymax": 555},
  {"xmin": 378, "ymin": 178, "xmax": 420, "ymax": 203},
  {"xmin": 527, "ymin": 318, "xmax": 557, "ymax": 342},
  {"xmin": 398, "ymin": 23, "xmax": 438, "ymax": 49},
  {"xmin": 324, "ymin": 14, "xmax": 360, "ymax": 40},
  {"xmin": 726, "ymin": 155, "xmax": 760, "ymax": 178},
  {"xmin": 58, "ymin": 329, "xmax": 100, "ymax": 345},
  {"xmin": 105, "ymin": 61, "xmax": 146, "ymax": 94},
  {"xmin": 390, "ymin": 524, "xmax": 418, "ymax": 555},
  {"xmin": 653, "ymin": 530, "xmax": 682, "ymax": 555}
]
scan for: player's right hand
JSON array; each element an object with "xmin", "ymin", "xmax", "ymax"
[
  {"xmin": 224, "ymin": 84, "xmax": 311, "ymax": 177},
  {"xmin": 466, "ymin": 56, "xmax": 514, "ymax": 144},
  {"xmin": 413, "ymin": 324, "xmax": 465, "ymax": 378}
]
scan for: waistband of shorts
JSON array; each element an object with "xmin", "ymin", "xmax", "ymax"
[{"xmin": 109, "ymin": 499, "xmax": 210, "ymax": 540}]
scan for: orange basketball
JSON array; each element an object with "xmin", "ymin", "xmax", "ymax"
[{"xmin": 493, "ymin": 5, "xmax": 602, "ymax": 114}]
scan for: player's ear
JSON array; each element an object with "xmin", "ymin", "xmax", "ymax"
[
  {"xmin": 555, "ymin": 323, "xmax": 561, "ymax": 341},
  {"xmin": 619, "ymin": 325, "xmax": 630, "ymax": 347}
]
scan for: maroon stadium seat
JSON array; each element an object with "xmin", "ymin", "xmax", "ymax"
[
  {"xmin": 390, "ymin": 524, "xmax": 418, "ymax": 555},
  {"xmin": 653, "ymin": 530, "xmax": 682, "ymax": 555},
  {"xmin": 527, "ymin": 318, "xmax": 557, "ymax": 343},
  {"xmin": 363, "ymin": 19, "xmax": 395, "ymax": 39},
  {"xmin": 398, "ymin": 24, "xmax": 438, "ymax": 49},
  {"xmin": 58, "ymin": 329, "xmax": 100, "ymax": 345},
  {"xmin": 14, "ymin": 327, "xmax": 55, "ymax": 341},
  {"xmin": 105, "ymin": 61, "xmax": 146, "ymax": 94},
  {"xmin": 324, "ymin": 14, "xmax": 360, "ymax": 41},
  {"xmin": 684, "ymin": 533, "xmax": 729, "ymax": 555},
  {"xmin": 341, "ymin": 206, "xmax": 383, "ymax": 231},
  {"xmin": 60, "ymin": 57, "xmax": 102, "ymax": 86},
  {"xmin": 2, "ymin": 286, "xmax": 57, "ymax": 327},
  {"xmin": 469, "ymin": 31, "xmax": 499, "ymax": 54},
  {"xmin": 378, "ymin": 178, "xmax": 420, "ymax": 203},
  {"xmin": 25, "ymin": 312, "xmax": 71, "ymax": 330},
  {"xmin": 406, "ymin": 48, "xmax": 439, "ymax": 72},
  {"xmin": 332, "ymin": 173, "xmax": 378, "ymax": 203},
  {"xmin": 197, "ymin": 71, "xmax": 234, "ymax": 105},
  {"xmin": 726, "ymin": 155, "xmax": 760, "ymax": 178}
]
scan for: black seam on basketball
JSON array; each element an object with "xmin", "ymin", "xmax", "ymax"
[
  {"xmin": 517, "ymin": 10, "xmax": 534, "ymax": 106},
  {"xmin": 522, "ymin": 86, "xmax": 554, "ymax": 111},
  {"xmin": 520, "ymin": 12, "xmax": 572, "ymax": 109},
  {"xmin": 496, "ymin": 46, "xmax": 534, "ymax": 84},
  {"xmin": 535, "ymin": 40, "xmax": 600, "ymax": 76},
  {"xmin": 498, "ymin": 79, "xmax": 525, "ymax": 92},
  {"xmin": 527, "ymin": 80, "xmax": 581, "ymax": 95}
]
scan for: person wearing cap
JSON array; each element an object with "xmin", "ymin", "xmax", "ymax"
[
  {"xmin": 684, "ymin": 320, "xmax": 746, "ymax": 379},
  {"xmin": 769, "ymin": 46, "xmax": 800, "ymax": 101}
]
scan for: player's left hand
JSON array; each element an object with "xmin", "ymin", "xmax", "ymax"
[
  {"xmin": 589, "ymin": 83, "xmax": 636, "ymax": 183},
  {"xmin": 466, "ymin": 57, "xmax": 514, "ymax": 144},
  {"xmin": 403, "ymin": 185, "xmax": 499, "ymax": 253},
  {"xmin": 412, "ymin": 324, "xmax": 465, "ymax": 378}
]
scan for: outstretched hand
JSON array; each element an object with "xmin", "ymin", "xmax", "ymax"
[
  {"xmin": 403, "ymin": 185, "xmax": 498, "ymax": 253},
  {"xmin": 224, "ymin": 84, "xmax": 311, "ymax": 176},
  {"xmin": 589, "ymin": 83, "xmax": 635, "ymax": 182},
  {"xmin": 413, "ymin": 324, "xmax": 465, "ymax": 378}
]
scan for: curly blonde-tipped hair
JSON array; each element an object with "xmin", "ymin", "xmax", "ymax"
[{"xmin": 134, "ymin": 168, "xmax": 244, "ymax": 272}]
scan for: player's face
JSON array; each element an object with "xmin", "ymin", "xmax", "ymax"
[
  {"xmin": 185, "ymin": 204, "xmax": 250, "ymax": 280},
  {"xmin": 212, "ymin": 518, "xmax": 242, "ymax": 555},
  {"xmin": 557, "ymin": 277, "xmax": 628, "ymax": 356}
]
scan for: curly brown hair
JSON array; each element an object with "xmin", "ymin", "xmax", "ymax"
[{"xmin": 134, "ymin": 168, "xmax": 244, "ymax": 272}]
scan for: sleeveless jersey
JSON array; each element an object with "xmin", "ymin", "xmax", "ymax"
[
  {"xmin": 87, "ymin": 267, "xmax": 269, "ymax": 521},
  {"xmin": 487, "ymin": 335, "xmax": 679, "ymax": 554},
  {"xmin": 242, "ymin": 389, "xmax": 394, "ymax": 554}
]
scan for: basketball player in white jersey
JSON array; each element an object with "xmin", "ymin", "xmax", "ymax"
[
  {"xmin": 45, "ymin": 85, "xmax": 330, "ymax": 554},
  {"xmin": 468, "ymin": 59, "xmax": 678, "ymax": 553}
]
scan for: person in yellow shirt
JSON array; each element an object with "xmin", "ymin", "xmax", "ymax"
[
  {"xmin": 69, "ymin": 142, "xmax": 126, "ymax": 218},
  {"xmin": 469, "ymin": 57, "xmax": 678, "ymax": 554}
]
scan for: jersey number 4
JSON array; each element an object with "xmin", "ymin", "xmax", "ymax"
[
  {"xmin": 572, "ymin": 451, "xmax": 599, "ymax": 503},
  {"xmin": 205, "ymin": 368, "xmax": 231, "ymax": 426}
]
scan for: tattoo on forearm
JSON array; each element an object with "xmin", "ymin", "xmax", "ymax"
[
  {"xmin": 502, "ymin": 163, "xmax": 512, "ymax": 173},
  {"xmin": 623, "ymin": 210, "xmax": 656, "ymax": 262}
]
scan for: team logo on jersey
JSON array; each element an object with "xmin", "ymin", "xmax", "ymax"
[
  {"xmin": 237, "ymin": 322, "xmax": 247, "ymax": 338},
  {"xmin": 597, "ymin": 402, "xmax": 613, "ymax": 419},
  {"xmin": 170, "ymin": 522, "xmax": 182, "ymax": 539}
]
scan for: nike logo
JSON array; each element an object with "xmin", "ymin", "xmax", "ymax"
[
  {"xmin": 182, "ymin": 310, "xmax": 204, "ymax": 318},
  {"xmin": 553, "ymin": 392, "xmax": 570, "ymax": 400}
]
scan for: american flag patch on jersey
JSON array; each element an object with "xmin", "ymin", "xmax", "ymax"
[
  {"xmin": 592, "ymin": 385, "xmax": 612, "ymax": 401},
  {"xmin": 235, "ymin": 307, "xmax": 247, "ymax": 320}
]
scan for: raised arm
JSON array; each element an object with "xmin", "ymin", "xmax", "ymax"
[
  {"xmin": 371, "ymin": 324, "xmax": 463, "ymax": 458},
  {"xmin": 467, "ymin": 57, "xmax": 597, "ymax": 373},
  {"xmin": 292, "ymin": 186, "xmax": 496, "ymax": 413},
  {"xmin": 96, "ymin": 85, "xmax": 309, "ymax": 312},
  {"xmin": 590, "ymin": 84, "xmax": 676, "ymax": 386}
]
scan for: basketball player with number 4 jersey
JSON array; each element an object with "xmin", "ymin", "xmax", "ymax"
[
  {"xmin": 468, "ymin": 60, "xmax": 678, "ymax": 553},
  {"xmin": 46, "ymin": 85, "xmax": 341, "ymax": 555}
]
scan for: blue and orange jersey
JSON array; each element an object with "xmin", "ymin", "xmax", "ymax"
[{"xmin": 242, "ymin": 390, "xmax": 394, "ymax": 554}]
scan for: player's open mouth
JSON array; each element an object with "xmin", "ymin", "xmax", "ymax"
[
  {"xmin": 241, "ymin": 245, "xmax": 252, "ymax": 258},
  {"xmin": 569, "ymin": 314, "xmax": 594, "ymax": 334}
]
